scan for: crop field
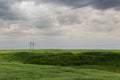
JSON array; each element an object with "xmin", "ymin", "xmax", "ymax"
[{"xmin": 0, "ymin": 49, "xmax": 120, "ymax": 80}]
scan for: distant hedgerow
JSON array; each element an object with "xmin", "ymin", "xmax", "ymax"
[{"xmin": 24, "ymin": 52, "xmax": 120, "ymax": 66}]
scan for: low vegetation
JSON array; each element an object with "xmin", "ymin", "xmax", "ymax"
[
  {"xmin": 4, "ymin": 51, "xmax": 120, "ymax": 66},
  {"xmin": 0, "ymin": 49, "xmax": 120, "ymax": 80}
]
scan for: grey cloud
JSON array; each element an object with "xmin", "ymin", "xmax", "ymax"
[
  {"xmin": 41, "ymin": 29, "xmax": 63, "ymax": 36},
  {"xmin": 0, "ymin": 0, "xmax": 13, "ymax": 20},
  {"xmin": 0, "ymin": 8, "xmax": 19, "ymax": 20},
  {"xmin": 38, "ymin": 0, "xmax": 120, "ymax": 10},
  {"xmin": 34, "ymin": 12, "xmax": 81, "ymax": 29},
  {"xmin": 93, "ymin": 0, "xmax": 120, "ymax": 10},
  {"xmin": 57, "ymin": 12, "xmax": 81, "ymax": 25},
  {"xmin": 35, "ymin": 17, "xmax": 55, "ymax": 28},
  {"xmin": 37, "ymin": 0, "xmax": 95, "ymax": 8},
  {"xmin": 0, "ymin": 0, "xmax": 28, "ymax": 20},
  {"xmin": 0, "ymin": 0, "xmax": 120, "ymax": 22},
  {"xmin": 0, "ymin": 0, "xmax": 120, "ymax": 34},
  {"xmin": 0, "ymin": 0, "xmax": 119, "ymax": 23}
]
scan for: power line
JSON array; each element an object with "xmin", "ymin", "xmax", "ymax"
[
  {"xmin": 33, "ymin": 0, "xmax": 103, "ymax": 28},
  {"xmin": 37, "ymin": 0, "xmax": 102, "ymax": 20},
  {"xmin": 41, "ymin": 0, "xmax": 82, "ymax": 10}
]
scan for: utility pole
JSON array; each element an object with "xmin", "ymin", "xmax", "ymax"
[
  {"xmin": 30, "ymin": 41, "xmax": 35, "ymax": 51},
  {"xmin": 32, "ymin": 41, "xmax": 35, "ymax": 50},
  {"xmin": 30, "ymin": 41, "xmax": 32, "ymax": 50}
]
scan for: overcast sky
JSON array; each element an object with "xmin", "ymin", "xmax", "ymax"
[{"xmin": 0, "ymin": 0, "xmax": 120, "ymax": 49}]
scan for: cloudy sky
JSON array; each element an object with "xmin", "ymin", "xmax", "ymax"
[{"xmin": 0, "ymin": 0, "xmax": 120, "ymax": 49}]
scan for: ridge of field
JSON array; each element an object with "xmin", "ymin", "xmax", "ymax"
[
  {"xmin": 1, "ymin": 50, "xmax": 120, "ymax": 66},
  {"xmin": 1, "ymin": 49, "xmax": 120, "ymax": 54}
]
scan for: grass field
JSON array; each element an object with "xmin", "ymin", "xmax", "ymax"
[{"xmin": 1, "ymin": 49, "xmax": 120, "ymax": 80}]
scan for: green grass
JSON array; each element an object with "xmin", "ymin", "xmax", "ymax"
[
  {"xmin": 1, "ymin": 62, "xmax": 120, "ymax": 80},
  {"xmin": 1, "ymin": 49, "xmax": 120, "ymax": 80}
]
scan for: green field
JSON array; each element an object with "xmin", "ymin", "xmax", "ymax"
[{"xmin": 1, "ymin": 49, "xmax": 120, "ymax": 80}]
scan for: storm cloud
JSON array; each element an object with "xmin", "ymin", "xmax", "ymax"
[
  {"xmin": 35, "ymin": 0, "xmax": 120, "ymax": 10},
  {"xmin": 0, "ymin": 0, "xmax": 120, "ymax": 49},
  {"xmin": 1, "ymin": 0, "xmax": 120, "ymax": 21}
]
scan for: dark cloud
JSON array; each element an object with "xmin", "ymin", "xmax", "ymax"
[
  {"xmin": 0, "ymin": 8, "xmax": 19, "ymax": 20},
  {"xmin": 0, "ymin": 0, "xmax": 29, "ymax": 20},
  {"xmin": 39, "ymin": 0, "xmax": 120, "ymax": 10},
  {"xmin": 93, "ymin": 0, "xmax": 120, "ymax": 10},
  {"xmin": 0, "ymin": 0, "xmax": 13, "ymax": 20},
  {"xmin": 0, "ymin": 0, "xmax": 120, "ymax": 21},
  {"xmin": 0, "ymin": 0, "xmax": 120, "ymax": 31},
  {"xmin": 37, "ymin": 0, "xmax": 95, "ymax": 8}
]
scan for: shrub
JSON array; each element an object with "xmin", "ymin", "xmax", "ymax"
[{"xmin": 9, "ymin": 51, "xmax": 120, "ymax": 66}]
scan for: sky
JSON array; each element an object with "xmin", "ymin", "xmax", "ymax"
[{"xmin": 0, "ymin": 0, "xmax": 120, "ymax": 49}]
